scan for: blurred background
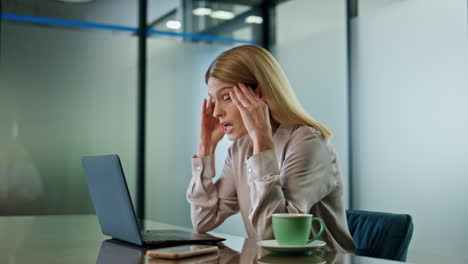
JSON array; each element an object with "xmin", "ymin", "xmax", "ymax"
[{"xmin": 0, "ymin": 0, "xmax": 467, "ymax": 263}]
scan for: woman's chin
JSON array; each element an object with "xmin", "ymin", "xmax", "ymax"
[
  {"xmin": 225, "ymin": 130, "xmax": 247, "ymax": 141},
  {"xmin": 226, "ymin": 133, "xmax": 239, "ymax": 141}
]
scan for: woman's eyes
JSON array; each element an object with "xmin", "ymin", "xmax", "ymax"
[
  {"xmin": 211, "ymin": 94, "xmax": 230, "ymax": 104},
  {"xmin": 211, "ymin": 95, "xmax": 230, "ymax": 104}
]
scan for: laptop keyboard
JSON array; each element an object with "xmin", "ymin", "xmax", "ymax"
[
  {"xmin": 142, "ymin": 229, "xmax": 224, "ymax": 245},
  {"xmin": 143, "ymin": 230, "xmax": 192, "ymax": 242}
]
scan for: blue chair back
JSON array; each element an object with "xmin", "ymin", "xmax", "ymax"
[{"xmin": 346, "ymin": 210, "xmax": 414, "ymax": 261}]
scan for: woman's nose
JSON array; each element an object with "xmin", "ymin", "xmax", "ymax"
[{"xmin": 212, "ymin": 103, "xmax": 224, "ymax": 119}]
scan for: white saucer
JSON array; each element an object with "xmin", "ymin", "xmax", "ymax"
[
  {"xmin": 257, "ymin": 240, "xmax": 326, "ymax": 254},
  {"xmin": 258, "ymin": 254, "xmax": 327, "ymax": 264}
]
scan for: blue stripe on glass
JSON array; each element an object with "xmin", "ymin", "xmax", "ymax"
[
  {"xmin": 147, "ymin": 29, "xmax": 255, "ymax": 44},
  {"xmin": 0, "ymin": 13, "xmax": 256, "ymax": 45},
  {"xmin": 0, "ymin": 13, "xmax": 138, "ymax": 32}
]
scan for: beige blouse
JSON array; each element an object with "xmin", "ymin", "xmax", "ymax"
[{"xmin": 186, "ymin": 124, "xmax": 355, "ymax": 252}]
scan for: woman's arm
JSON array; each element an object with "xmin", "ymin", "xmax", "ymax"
[
  {"xmin": 186, "ymin": 150, "xmax": 239, "ymax": 233},
  {"xmin": 246, "ymin": 130, "xmax": 338, "ymax": 240}
]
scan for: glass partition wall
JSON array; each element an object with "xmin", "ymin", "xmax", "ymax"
[{"xmin": 0, "ymin": 0, "xmax": 140, "ymax": 216}]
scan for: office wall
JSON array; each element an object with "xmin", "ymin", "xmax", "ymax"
[
  {"xmin": 0, "ymin": 23, "xmax": 137, "ymax": 215},
  {"xmin": 350, "ymin": 0, "xmax": 468, "ymax": 262},
  {"xmin": 272, "ymin": 0, "xmax": 350, "ymax": 206}
]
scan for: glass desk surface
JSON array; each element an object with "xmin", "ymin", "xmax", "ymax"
[{"xmin": 0, "ymin": 215, "xmax": 409, "ymax": 264}]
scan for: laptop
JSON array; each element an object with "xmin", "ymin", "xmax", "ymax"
[{"xmin": 81, "ymin": 154, "xmax": 225, "ymax": 246}]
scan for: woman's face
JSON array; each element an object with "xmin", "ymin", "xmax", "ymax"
[{"xmin": 207, "ymin": 77, "xmax": 247, "ymax": 141}]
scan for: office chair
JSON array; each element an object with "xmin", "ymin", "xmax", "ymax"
[{"xmin": 346, "ymin": 209, "xmax": 414, "ymax": 262}]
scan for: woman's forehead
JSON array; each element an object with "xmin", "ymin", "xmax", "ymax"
[{"xmin": 207, "ymin": 78, "xmax": 233, "ymax": 96}]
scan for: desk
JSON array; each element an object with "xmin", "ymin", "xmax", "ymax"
[{"xmin": 0, "ymin": 215, "xmax": 406, "ymax": 264}]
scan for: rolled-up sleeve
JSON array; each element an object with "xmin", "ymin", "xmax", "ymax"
[
  {"xmin": 186, "ymin": 151, "xmax": 240, "ymax": 233},
  {"xmin": 246, "ymin": 132, "xmax": 338, "ymax": 240}
]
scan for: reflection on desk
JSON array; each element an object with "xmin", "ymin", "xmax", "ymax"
[
  {"xmin": 96, "ymin": 240, "xmax": 145, "ymax": 264},
  {"xmin": 96, "ymin": 238, "xmax": 353, "ymax": 264}
]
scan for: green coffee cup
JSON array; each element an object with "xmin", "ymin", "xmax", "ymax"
[{"xmin": 272, "ymin": 213, "xmax": 325, "ymax": 245}]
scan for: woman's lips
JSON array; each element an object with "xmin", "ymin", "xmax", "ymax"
[{"xmin": 222, "ymin": 122, "xmax": 233, "ymax": 134}]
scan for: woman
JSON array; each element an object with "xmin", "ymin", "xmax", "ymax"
[{"xmin": 186, "ymin": 45, "xmax": 355, "ymax": 252}]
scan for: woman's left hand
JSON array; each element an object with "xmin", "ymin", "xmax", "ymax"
[{"xmin": 230, "ymin": 83, "xmax": 274, "ymax": 155}]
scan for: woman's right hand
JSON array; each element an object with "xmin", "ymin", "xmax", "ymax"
[{"xmin": 197, "ymin": 98, "xmax": 224, "ymax": 157}]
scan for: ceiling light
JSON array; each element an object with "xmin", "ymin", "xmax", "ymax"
[
  {"xmin": 245, "ymin": 15, "xmax": 263, "ymax": 24},
  {"xmin": 193, "ymin": 7, "xmax": 212, "ymax": 16},
  {"xmin": 210, "ymin": 10, "xmax": 235, "ymax": 20},
  {"xmin": 166, "ymin": 20, "xmax": 181, "ymax": 30}
]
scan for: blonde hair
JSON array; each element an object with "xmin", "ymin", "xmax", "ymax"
[{"xmin": 205, "ymin": 45, "xmax": 332, "ymax": 139}]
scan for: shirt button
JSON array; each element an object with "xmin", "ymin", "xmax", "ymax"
[{"xmin": 248, "ymin": 168, "xmax": 252, "ymax": 173}]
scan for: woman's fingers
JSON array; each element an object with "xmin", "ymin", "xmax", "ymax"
[
  {"xmin": 237, "ymin": 83, "xmax": 260, "ymax": 105},
  {"xmin": 230, "ymin": 90, "xmax": 245, "ymax": 112},
  {"xmin": 201, "ymin": 98, "xmax": 207, "ymax": 115},
  {"xmin": 202, "ymin": 98, "xmax": 214, "ymax": 119},
  {"xmin": 233, "ymin": 86, "xmax": 253, "ymax": 108},
  {"xmin": 234, "ymin": 84, "xmax": 252, "ymax": 106},
  {"xmin": 206, "ymin": 98, "xmax": 215, "ymax": 115}
]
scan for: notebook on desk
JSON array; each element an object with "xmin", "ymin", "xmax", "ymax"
[{"xmin": 81, "ymin": 154, "xmax": 225, "ymax": 247}]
